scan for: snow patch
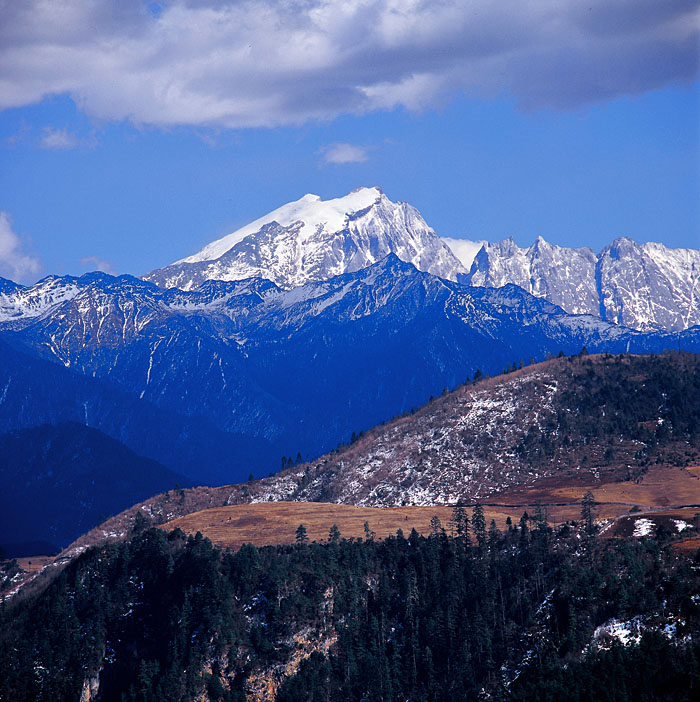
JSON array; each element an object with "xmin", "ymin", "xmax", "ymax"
[{"xmin": 632, "ymin": 518, "xmax": 655, "ymax": 537}]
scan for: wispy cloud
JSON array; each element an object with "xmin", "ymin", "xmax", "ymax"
[
  {"xmin": 0, "ymin": 1, "xmax": 697, "ymax": 128},
  {"xmin": 40, "ymin": 127, "xmax": 79, "ymax": 150},
  {"xmin": 79, "ymin": 256, "xmax": 115, "ymax": 275},
  {"xmin": 40, "ymin": 127, "xmax": 96, "ymax": 150},
  {"xmin": 320, "ymin": 142, "xmax": 370, "ymax": 165},
  {"xmin": 0, "ymin": 212, "xmax": 41, "ymax": 283},
  {"xmin": 441, "ymin": 237, "xmax": 487, "ymax": 270}
]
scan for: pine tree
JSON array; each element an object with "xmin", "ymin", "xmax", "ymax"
[
  {"xmin": 488, "ymin": 519, "xmax": 501, "ymax": 548},
  {"xmin": 472, "ymin": 504, "xmax": 487, "ymax": 548},
  {"xmin": 429, "ymin": 515, "xmax": 444, "ymax": 537},
  {"xmin": 328, "ymin": 524, "xmax": 341, "ymax": 544},
  {"xmin": 295, "ymin": 523, "xmax": 308, "ymax": 546},
  {"xmin": 450, "ymin": 504, "xmax": 468, "ymax": 540},
  {"xmin": 581, "ymin": 491, "xmax": 597, "ymax": 535}
]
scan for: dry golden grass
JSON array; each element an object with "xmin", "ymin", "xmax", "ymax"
[
  {"xmin": 14, "ymin": 556, "xmax": 54, "ymax": 572},
  {"xmin": 163, "ymin": 502, "xmax": 516, "ymax": 549},
  {"xmin": 555, "ymin": 465, "xmax": 700, "ymax": 508},
  {"xmin": 162, "ymin": 464, "xmax": 700, "ymax": 550},
  {"xmin": 491, "ymin": 463, "xmax": 700, "ymax": 522}
]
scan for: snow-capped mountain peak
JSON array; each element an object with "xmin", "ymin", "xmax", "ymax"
[
  {"xmin": 178, "ymin": 186, "xmax": 384, "ymax": 265},
  {"xmin": 145, "ymin": 187, "xmax": 466, "ymax": 291}
]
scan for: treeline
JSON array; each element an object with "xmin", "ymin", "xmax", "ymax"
[{"xmin": 1, "ymin": 510, "xmax": 699, "ymax": 701}]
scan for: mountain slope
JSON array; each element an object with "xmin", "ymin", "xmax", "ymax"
[
  {"xmin": 0, "ymin": 338, "xmax": 277, "ymax": 484},
  {"xmin": 143, "ymin": 187, "xmax": 466, "ymax": 290},
  {"xmin": 0, "ymin": 422, "xmax": 189, "ymax": 557},
  {"xmin": 54, "ymin": 352, "xmax": 700, "ymax": 566},
  {"xmin": 222, "ymin": 352, "xmax": 700, "ymax": 508},
  {"xmin": 464, "ymin": 236, "xmax": 700, "ymax": 331}
]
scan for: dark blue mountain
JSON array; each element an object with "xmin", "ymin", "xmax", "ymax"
[
  {"xmin": 0, "ymin": 257, "xmax": 697, "ymax": 483},
  {"xmin": 0, "ymin": 338, "xmax": 277, "ymax": 483},
  {"xmin": 0, "ymin": 422, "xmax": 191, "ymax": 557}
]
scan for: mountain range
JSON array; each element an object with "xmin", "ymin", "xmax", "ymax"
[
  {"xmin": 145, "ymin": 187, "xmax": 699, "ymax": 332},
  {"xmin": 2, "ymin": 258, "xmax": 697, "ymax": 481},
  {"xmin": 462, "ymin": 236, "xmax": 700, "ymax": 332}
]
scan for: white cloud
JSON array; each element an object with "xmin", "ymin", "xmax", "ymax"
[
  {"xmin": 79, "ymin": 256, "xmax": 115, "ymax": 274},
  {"xmin": 320, "ymin": 142, "xmax": 370, "ymax": 164},
  {"xmin": 40, "ymin": 127, "xmax": 79, "ymax": 150},
  {"xmin": 0, "ymin": 212, "xmax": 41, "ymax": 283},
  {"xmin": 442, "ymin": 237, "xmax": 486, "ymax": 270},
  {"xmin": 0, "ymin": 1, "xmax": 697, "ymax": 129},
  {"xmin": 39, "ymin": 127, "xmax": 97, "ymax": 150}
]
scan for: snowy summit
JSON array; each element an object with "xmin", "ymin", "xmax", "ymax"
[{"xmin": 144, "ymin": 187, "xmax": 466, "ymax": 291}]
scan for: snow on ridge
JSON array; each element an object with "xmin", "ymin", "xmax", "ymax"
[
  {"xmin": 264, "ymin": 370, "xmax": 563, "ymax": 508},
  {"xmin": 0, "ymin": 277, "xmax": 81, "ymax": 322},
  {"xmin": 147, "ymin": 187, "xmax": 699, "ymax": 333},
  {"xmin": 146, "ymin": 187, "xmax": 467, "ymax": 292},
  {"xmin": 466, "ymin": 235, "xmax": 700, "ymax": 332}
]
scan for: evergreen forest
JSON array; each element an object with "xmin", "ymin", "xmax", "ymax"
[{"xmin": 1, "ymin": 509, "xmax": 699, "ymax": 701}]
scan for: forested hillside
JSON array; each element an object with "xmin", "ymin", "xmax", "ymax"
[
  {"xmin": 26, "ymin": 351, "xmax": 700, "ymax": 568},
  {"xmin": 2, "ymin": 512, "xmax": 699, "ymax": 701}
]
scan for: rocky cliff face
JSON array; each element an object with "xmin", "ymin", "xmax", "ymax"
[
  {"xmin": 464, "ymin": 237, "xmax": 599, "ymax": 316},
  {"xmin": 463, "ymin": 236, "xmax": 700, "ymax": 331},
  {"xmin": 596, "ymin": 238, "xmax": 700, "ymax": 331}
]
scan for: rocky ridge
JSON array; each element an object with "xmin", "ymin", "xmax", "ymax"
[{"xmin": 463, "ymin": 236, "xmax": 700, "ymax": 331}]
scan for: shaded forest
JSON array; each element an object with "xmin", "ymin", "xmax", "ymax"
[{"xmin": 1, "ymin": 506, "xmax": 700, "ymax": 701}]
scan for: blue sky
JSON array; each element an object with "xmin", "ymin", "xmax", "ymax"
[{"xmin": 0, "ymin": 0, "xmax": 698, "ymax": 282}]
